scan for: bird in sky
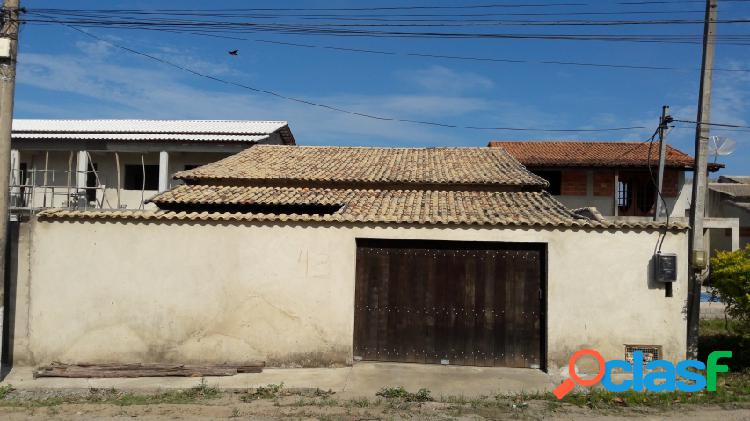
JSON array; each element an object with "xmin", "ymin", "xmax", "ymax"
[{"xmin": 228, "ymin": 49, "xmax": 239, "ymax": 56}]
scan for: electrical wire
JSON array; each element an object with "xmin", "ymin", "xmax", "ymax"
[
  {"xmin": 673, "ymin": 119, "xmax": 750, "ymax": 129},
  {"xmin": 147, "ymin": 31, "xmax": 750, "ymax": 73},
  {"xmin": 22, "ymin": 10, "xmax": 750, "ymax": 46},
  {"xmin": 645, "ymin": 125, "xmax": 671, "ymax": 252},
  {"xmin": 24, "ymin": 8, "xmax": 750, "ymax": 73},
  {"xmin": 50, "ymin": 21, "xmax": 648, "ymax": 133}
]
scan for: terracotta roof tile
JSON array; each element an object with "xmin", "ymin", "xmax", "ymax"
[
  {"xmin": 105, "ymin": 184, "xmax": 683, "ymax": 230},
  {"xmin": 488, "ymin": 140, "xmax": 723, "ymax": 171},
  {"xmin": 175, "ymin": 145, "xmax": 548, "ymax": 187},
  {"xmin": 145, "ymin": 184, "xmax": 579, "ymax": 226},
  {"xmin": 37, "ymin": 196, "xmax": 685, "ymax": 230}
]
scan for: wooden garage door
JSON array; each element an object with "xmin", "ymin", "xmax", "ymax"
[{"xmin": 354, "ymin": 239, "xmax": 544, "ymax": 368}]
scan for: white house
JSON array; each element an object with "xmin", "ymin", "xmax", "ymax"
[{"xmin": 9, "ymin": 119, "xmax": 295, "ymax": 211}]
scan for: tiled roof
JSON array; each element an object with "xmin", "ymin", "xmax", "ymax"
[
  {"xmin": 11, "ymin": 119, "xmax": 295, "ymax": 145},
  {"xmin": 40, "ymin": 185, "xmax": 686, "ymax": 230},
  {"xmin": 175, "ymin": 145, "xmax": 548, "ymax": 188},
  {"xmin": 488, "ymin": 140, "xmax": 723, "ymax": 171}
]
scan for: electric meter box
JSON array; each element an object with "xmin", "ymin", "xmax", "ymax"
[
  {"xmin": 654, "ymin": 253, "xmax": 677, "ymax": 283},
  {"xmin": 0, "ymin": 38, "xmax": 10, "ymax": 59}
]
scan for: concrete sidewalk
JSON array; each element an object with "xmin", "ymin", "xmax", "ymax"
[{"xmin": 0, "ymin": 363, "xmax": 556, "ymax": 398}]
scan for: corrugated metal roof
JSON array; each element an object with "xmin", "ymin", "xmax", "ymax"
[
  {"xmin": 13, "ymin": 119, "xmax": 288, "ymax": 134},
  {"xmin": 12, "ymin": 133, "xmax": 270, "ymax": 143},
  {"xmin": 175, "ymin": 145, "xmax": 549, "ymax": 188},
  {"xmin": 11, "ymin": 119, "xmax": 296, "ymax": 145},
  {"xmin": 709, "ymin": 183, "xmax": 750, "ymax": 198},
  {"xmin": 719, "ymin": 175, "xmax": 750, "ymax": 185}
]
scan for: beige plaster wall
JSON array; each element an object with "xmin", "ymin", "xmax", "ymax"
[{"xmin": 11, "ymin": 219, "xmax": 688, "ymax": 371}]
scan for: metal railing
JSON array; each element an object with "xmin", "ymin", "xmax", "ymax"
[{"xmin": 9, "ymin": 168, "xmax": 124, "ymax": 215}]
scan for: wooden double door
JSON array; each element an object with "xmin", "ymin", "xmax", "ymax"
[{"xmin": 353, "ymin": 239, "xmax": 544, "ymax": 368}]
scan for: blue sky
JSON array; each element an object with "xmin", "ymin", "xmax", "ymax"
[{"xmin": 15, "ymin": 0, "xmax": 750, "ymax": 175}]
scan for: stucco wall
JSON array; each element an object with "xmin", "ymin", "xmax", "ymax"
[{"xmin": 11, "ymin": 219, "xmax": 688, "ymax": 371}]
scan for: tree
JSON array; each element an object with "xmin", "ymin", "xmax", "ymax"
[{"xmin": 710, "ymin": 244, "xmax": 750, "ymax": 329}]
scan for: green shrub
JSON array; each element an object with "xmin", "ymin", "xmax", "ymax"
[{"xmin": 710, "ymin": 245, "xmax": 750, "ymax": 329}]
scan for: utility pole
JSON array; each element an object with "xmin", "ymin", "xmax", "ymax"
[
  {"xmin": 654, "ymin": 105, "xmax": 671, "ymax": 221},
  {"xmin": 687, "ymin": 0, "xmax": 717, "ymax": 360},
  {"xmin": 0, "ymin": 0, "xmax": 19, "ymax": 368}
]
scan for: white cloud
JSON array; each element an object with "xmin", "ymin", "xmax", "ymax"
[
  {"xmin": 75, "ymin": 40, "xmax": 113, "ymax": 58},
  {"xmin": 399, "ymin": 65, "xmax": 495, "ymax": 94},
  {"xmin": 16, "ymin": 44, "xmax": 531, "ymax": 147}
]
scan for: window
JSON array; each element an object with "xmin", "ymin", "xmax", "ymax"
[
  {"xmin": 124, "ymin": 165, "xmax": 159, "ymax": 190},
  {"xmin": 617, "ymin": 180, "xmax": 631, "ymax": 210},
  {"xmin": 184, "ymin": 164, "xmax": 200, "ymax": 171},
  {"xmin": 533, "ymin": 170, "xmax": 562, "ymax": 195},
  {"xmin": 635, "ymin": 181, "xmax": 656, "ymax": 215},
  {"xmin": 86, "ymin": 162, "xmax": 98, "ymax": 202}
]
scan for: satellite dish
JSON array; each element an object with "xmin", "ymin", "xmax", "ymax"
[{"xmin": 708, "ymin": 136, "xmax": 737, "ymax": 163}]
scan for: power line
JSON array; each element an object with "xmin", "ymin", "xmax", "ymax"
[
  {"xmin": 24, "ymin": 18, "xmax": 750, "ymax": 46},
  {"xmin": 29, "ymin": 8, "xmax": 711, "ymax": 19},
  {"xmin": 25, "ymin": 10, "xmax": 750, "ymax": 72},
  {"xmin": 52, "ymin": 22, "xmax": 647, "ymax": 134},
  {"xmin": 25, "ymin": 1, "xmax": 750, "ymax": 12},
  {"xmin": 24, "ymin": 16, "xmax": 750, "ymax": 27},
  {"xmin": 673, "ymin": 119, "xmax": 750, "ymax": 129},
  {"xmin": 146, "ymin": 30, "xmax": 750, "ymax": 73}
]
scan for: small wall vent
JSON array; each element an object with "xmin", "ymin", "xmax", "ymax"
[{"xmin": 625, "ymin": 345, "xmax": 662, "ymax": 365}]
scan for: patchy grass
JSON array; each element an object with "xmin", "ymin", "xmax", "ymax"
[
  {"xmin": 700, "ymin": 319, "xmax": 750, "ymax": 372},
  {"xmin": 346, "ymin": 397, "xmax": 371, "ymax": 408},
  {"xmin": 240, "ymin": 383, "xmax": 284, "ymax": 401},
  {"xmin": 0, "ymin": 381, "xmax": 222, "ymax": 408},
  {"xmin": 0, "ymin": 385, "xmax": 14, "ymax": 400},
  {"xmin": 376, "ymin": 386, "xmax": 433, "ymax": 402},
  {"xmin": 238, "ymin": 383, "xmax": 334, "ymax": 404},
  {"xmin": 700, "ymin": 319, "xmax": 743, "ymax": 336},
  {"xmin": 509, "ymin": 371, "xmax": 750, "ymax": 411}
]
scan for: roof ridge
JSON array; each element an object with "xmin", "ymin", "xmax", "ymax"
[
  {"xmin": 252, "ymin": 144, "xmax": 496, "ymax": 150},
  {"xmin": 12, "ymin": 119, "xmax": 288, "ymax": 123},
  {"xmin": 489, "ymin": 140, "xmax": 648, "ymax": 144}
]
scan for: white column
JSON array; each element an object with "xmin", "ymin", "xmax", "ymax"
[
  {"xmin": 10, "ymin": 149, "xmax": 20, "ymax": 204},
  {"xmin": 76, "ymin": 151, "xmax": 88, "ymax": 206},
  {"xmin": 731, "ymin": 227, "xmax": 740, "ymax": 251},
  {"xmin": 158, "ymin": 151, "xmax": 169, "ymax": 192}
]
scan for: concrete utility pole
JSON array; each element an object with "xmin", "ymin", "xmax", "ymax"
[
  {"xmin": 687, "ymin": 0, "xmax": 718, "ymax": 360},
  {"xmin": 0, "ymin": 0, "xmax": 19, "ymax": 369},
  {"xmin": 654, "ymin": 105, "xmax": 671, "ymax": 221}
]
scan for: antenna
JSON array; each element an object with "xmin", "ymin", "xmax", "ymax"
[{"xmin": 708, "ymin": 136, "xmax": 737, "ymax": 163}]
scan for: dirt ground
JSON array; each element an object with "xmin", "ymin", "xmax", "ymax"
[{"xmin": 0, "ymin": 390, "xmax": 748, "ymax": 420}]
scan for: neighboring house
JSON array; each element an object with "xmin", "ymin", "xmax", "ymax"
[
  {"xmin": 9, "ymin": 119, "xmax": 295, "ymax": 211},
  {"xmin": 708, "ymin": 175, "xmax": 750, "ymax": 251},
  {"xmin": 488, "ymin": 140, "xmax": 722, "ymax": 218},
  {"xmin": 7, "ymin": 145, "xmax": 689, "ymax": 372}
]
